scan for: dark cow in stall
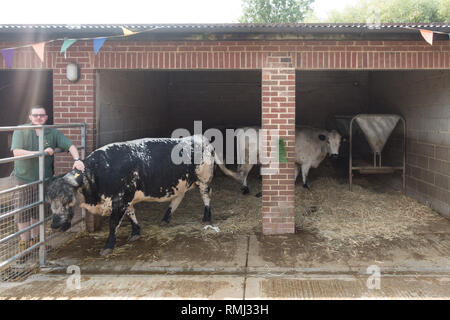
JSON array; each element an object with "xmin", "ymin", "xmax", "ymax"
[{"xmin": 46, "ymin": 135, "xmax": 217, "ymax": 256}]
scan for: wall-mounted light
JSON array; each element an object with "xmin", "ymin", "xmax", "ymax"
[
  {"xmin": 66, "ymin": 62, "xmax": 80, "ymax": 82},
  {"xmin": 353, "ymin": 81, "xmax": 360, "ymax": 87}
]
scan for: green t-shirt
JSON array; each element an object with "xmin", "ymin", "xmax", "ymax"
[{"xmin": 10, "ymin": 124, "xmax": 74, "ymax": 182}]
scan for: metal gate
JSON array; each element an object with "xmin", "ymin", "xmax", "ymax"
[{"xmin": 0, "ymin": 123, "xmax": 85, "ymax": 281}]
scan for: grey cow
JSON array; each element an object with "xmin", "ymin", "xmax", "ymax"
[{"xmin": 220, "ymin": 126, "xmax": 342, "ymax": 194}]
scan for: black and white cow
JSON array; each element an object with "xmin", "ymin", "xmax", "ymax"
[
  {"xmin": 220, "ymin": 126, "xmax": 342, "ymax": 194},
  {"xmin": 47, "ymin": 135, "xmax": 217, "ymax": 256}
]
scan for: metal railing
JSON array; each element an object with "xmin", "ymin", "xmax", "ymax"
[{"xmin": 0, "ymin": 123, "xmax": 86, "ymax": 280}]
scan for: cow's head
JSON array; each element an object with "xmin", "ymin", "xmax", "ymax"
[
  {"xmin": 319, "ymin": 130, "xmax": 342, "ymax": 158},
  {"xmin": 46, "ymin": 170, "xmax": 83, "ymax": 231}
]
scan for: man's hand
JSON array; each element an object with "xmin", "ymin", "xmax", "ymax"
[
  {"xmin": 73, "ymin": 160, "xmax": 85, "ymax": 172},
  {"xmin": 44, "ymin": 147, "xmax": 54, "ymax": 156}
]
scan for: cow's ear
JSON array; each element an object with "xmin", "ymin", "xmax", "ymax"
[
  {"xmin": 63, "ymin": 170, "xmax": 83, "ymax": 187},
  {"xmin": 318, "ymin": 134, "xmax": 326, "ymax": 141}
]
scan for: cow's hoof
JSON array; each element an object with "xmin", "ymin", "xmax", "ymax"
[
  {"xmin": 241, "ymin": 186, "xmax": 250, "ymax": 195},
  {"xmin": 128, "ymin": 234, "xmax": 141, "ymax": 242},
  {"xmin": 303, "ymin": 183, "xmax": 310, "ymax": 190},
  {"xmin": 100, "ymin": 248, "xmax": 113, "ymax": 256},
  {"xmin": 255, "ymin": 192, "xmax": 262, "ymax": 198},
  {"xmin": 202, "ymin": 218, "xmax": 211, "ymax": 224},
  {"xmin": 160, "ymin": 219, "xmax": 170, "ymax": 227}
]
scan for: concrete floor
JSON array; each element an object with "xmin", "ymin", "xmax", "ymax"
[
  {"xmin": 1, "ymin": 230, "xmax": 450, "ymax": 299},
  {"xmin": 1, "ymin": 273, "xmax": 449, "ymax": 299},
  {"xmin": 4, "ymin": 165, "xmax": 450, "ymax": 299},
  {"xmin": 2, "ymin": 172, "xmax": 450, "ymax": 300}
]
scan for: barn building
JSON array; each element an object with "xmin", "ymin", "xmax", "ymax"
[{"xmin": 1, "ymin": 23, "xmax": 449, "ymax": 235}]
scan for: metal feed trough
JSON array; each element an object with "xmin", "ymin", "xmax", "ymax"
[{"xmin": 347, "ymin": 114, "xmax": 406, "ymax": 192}]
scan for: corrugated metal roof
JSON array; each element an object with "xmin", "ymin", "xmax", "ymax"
[
  {"xmin": 0, "ymin": 23, "xmax": 448, "ymax": 41},
  {"xmin": 0, "ymin": 23, "xmax": 449, "ymax": 31}
]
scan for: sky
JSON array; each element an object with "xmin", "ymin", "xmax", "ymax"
[{"xmin": 1, "ymin": 0, "xmax": 360, "ymax": 24}]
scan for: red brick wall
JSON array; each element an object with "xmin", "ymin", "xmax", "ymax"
[
  {"xmin": 295, "ymin": 41, "xmax": 449, "ymax": 69},
  {"xmin": 1, "ymin": 38, "xmax": 449, "ymax": 234},
  {"xmin": 53, "ymin": 67, "xmax": 96, "ymax": 175},
  {"xmin": 4, "ymin": 39, "xmax": 447, "ymax": 70}
]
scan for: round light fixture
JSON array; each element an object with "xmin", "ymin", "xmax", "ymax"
[{"xmin": 66, "ymin": 62, "xmax": 80, "ymax": 82}]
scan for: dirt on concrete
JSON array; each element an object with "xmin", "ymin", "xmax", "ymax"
[
  {"xmin": 47, "ymin": 159, "xmax": 446, "ymax": 269},
  {"xmin": 0, "ymin": 274, "xmax": 245, "ymax": 299},
  {"xmin": 50, "ymin": 231, "xmax": 240, "ymax": 264}
]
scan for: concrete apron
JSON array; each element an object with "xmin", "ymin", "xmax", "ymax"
[
  {"xmin": 1, "ymin": 229, "xmax": 450, "ymax": 299},
  {"xmin": 1, "ymin": 274, "xmax": 450, "ymax": 299}
]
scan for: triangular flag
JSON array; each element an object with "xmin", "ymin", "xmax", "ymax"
[
  {"xmin": 60, "ymin": 39, "xmax": 77, "ymax": 53},
  {"xmin": 32, "ymin": 42, "xmax": 46, "ymax": 62},
  {"xmin": 93, "ymin": 38, "xmax": 107, "ymax": 55},
  {"xmin": 1, "ymin": 48, "xmax": 15, "ymax": 68},
  {"xmin": 419, "ymin": 29, "xmax": 433, "ymax": 45},
  {"xmin": 121, "ymin": 26, "xmax": 137, "ymax": 36}
]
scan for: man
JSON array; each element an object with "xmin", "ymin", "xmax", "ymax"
[{"xmin": 11, "ymin": 105, "xmax": 85, "ymax": 253}]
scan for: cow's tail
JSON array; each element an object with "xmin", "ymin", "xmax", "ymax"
[{"xmin": 214, "ymin": 152, "xmax": 242, "ymax": 183}]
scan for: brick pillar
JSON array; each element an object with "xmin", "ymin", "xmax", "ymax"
[
  {"xmin": 53, "ymin": 61, "xmax": 98, "ymax": 231},
  {"xmin": 53, "ymin": 66, "xmax": 96, "ymax": 175},
  {"xmin": 261, "ymin": 53, "xmax": 296, "ymax": 235}
]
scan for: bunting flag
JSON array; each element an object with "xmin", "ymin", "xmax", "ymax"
[
  {"xmin": 0, "ymin": 25, "xmax": 151, "ymax": 67},
  {"xmin": 31, "ymin": 42, "xmax": 46, "ymax": 62},
  {"xmin": 93, "ymin": 37, "xmax": 107, "ymax": 55},
  {"xmin": 60, "ymin": 39, "xmax": 77, "ymax": 53},
  {"xmin": 121, "ymin": 26, "xmax": 137, "ymax": 36},
  {"xmin": 1, "ymin": 48, "xmax": 15, "ymax": 68},
  {"xmin": 419, "ymin": 29, "xmax": 434, "ymax": 45}
]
